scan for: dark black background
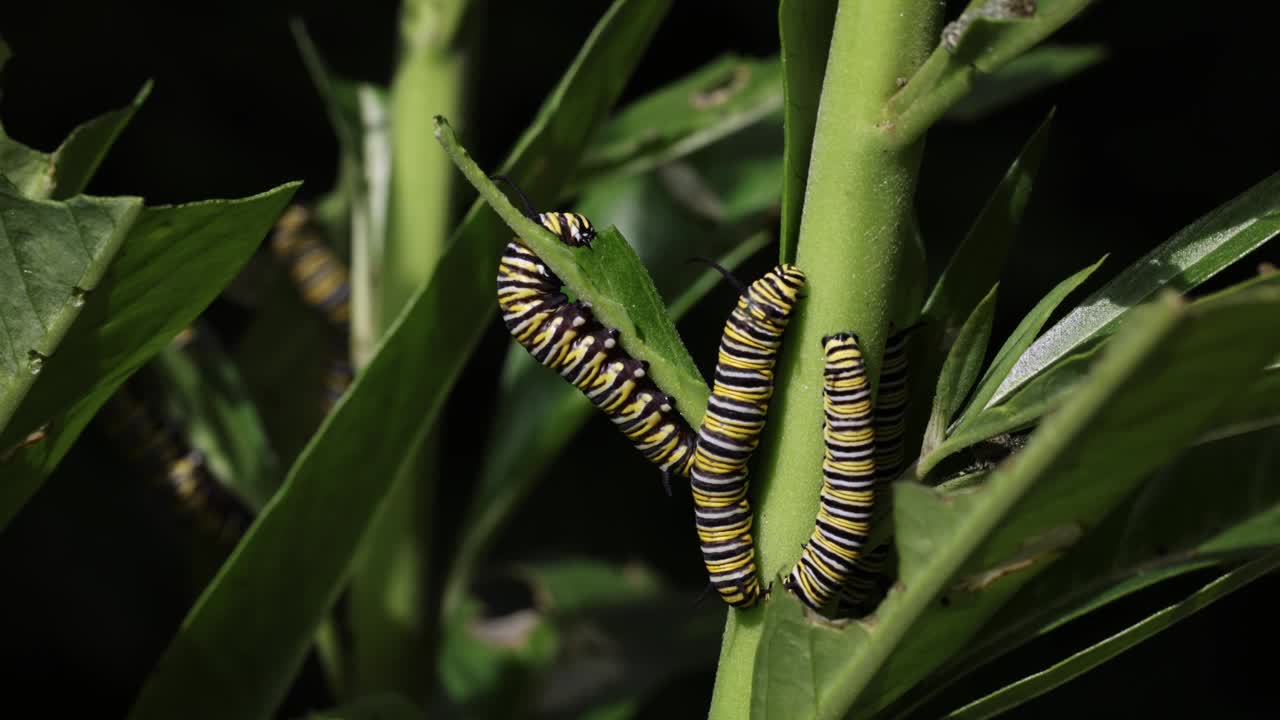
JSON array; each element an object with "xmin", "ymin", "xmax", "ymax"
[{"xmin": 1, "ymin": 1, "xmax": 1277, "ymax": 718}]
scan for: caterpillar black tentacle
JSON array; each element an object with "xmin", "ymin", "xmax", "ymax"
[
  {"xmin": 692, "ymin": 264, "xmax": 806, "ymax": 608},
  {"xmin": 494, "ymin": 188, "xmax": 697, "ymax": 480}
]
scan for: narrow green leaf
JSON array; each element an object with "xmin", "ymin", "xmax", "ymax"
[
  {"xmin": 944, "ymin": 553, "xmax": 1280, "ymax": 720},
  {"xmin": 921, "ymin": 113, "xmax": 1053, "ymax": 329},
  {"xmin": 921, "ymin": 284, "xmax": 998, "ymax": 457},
  {"xmin": 0, "ymin": 37, "xmax": 11, "ymax": 70},
  {"xmin": 887, "ymin": 0, "xmax": 1097, "ymax": 144},
  {"xmin": 991, "ymin": 170, "xmax": 1280, "ymax": 405},
  {"xmin": 0, "ymin": 187, "xmax": 142, "ymax": 433},
  {"xmin": 571, "ymin": 54, "xmax": 783, "ymax": 193},
  {"xmin": 946, "ymin": 44, "xmax": 1106, "ymax": 122},
  {"xmin": 126, "ymin": 3, "xmax": 671, "ymax": 717},
  {"xmin": 950, "ymin": 256, "xmax": 1105, "ymax": 435},
  {"xmin": 434, "ymin": 118, "xmax": 708, "ymax": 424},
  {"xmin": 907, "ymin": 114, "xmax": 1052, "ymax": 458},
  {"xmin": 751, "ymin": 286, "xmax": 1280, "ymax": 720},
  {"xmin": 0, "ymin": 184, "xmax": 298, "ymax": 531},
  {"xmin": 777, "ymin": 0, "xmax": 837, "ymax": 264},
  {"xmin": 0, "ymin": 83, "xmax": 151, "ymax": 200},
  {"xmin": 150, "ymin": 327, "xmax": 280, "ymax": 509}
]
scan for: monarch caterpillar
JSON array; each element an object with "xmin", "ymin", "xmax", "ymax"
[
  {"xmin": 692, "ymin": 264, "xmax": 807, "ymax": 608},
  {"xmin": 781, "ymin": 333, "xmax": 875, "ymax": 610},
  {"xmin": 270, "ymin": 205, "xmax": 351, "ymax": 333},
  {"xmin": 832, "ymin": 329, "xmax": 912, "ymax": 615},
  {"xmin": 492, "ymin": 176, "xmax": 698, "ymax": 481},
  {"xmin": 269, "ymin": 205, "xmax": 354, "ymax": 413},
  {"xmin": 98, "ymin": 380, "xmax": 254, "ymax": 545}
]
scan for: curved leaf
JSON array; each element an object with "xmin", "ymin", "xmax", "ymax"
[
  {"xmin": 921, "ymin": 284, "xmax": 998, "ymax": 457},
  {"xmin": 1, "ymin": 184, "xmax": 296, "ymax": 530},
  {"xmin": 950, "ymin": 256, "xmax": 1105, "ymax": 433},
  {"xmin": 0, "ymin": 82, "xmax": 151, "ymax": 201},
  {"xmin": 991, "ymin": 169, "xmax": 1280, "ymax": 405},
  {"xmin": 435, "ymin": 118, "xmax": 708, "ymax": 424},
  {"xmin": 125, "ymin": 3, "xmax": 672, "ymax": 718}
]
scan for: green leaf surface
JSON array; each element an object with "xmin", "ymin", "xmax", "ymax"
[
  {"xmin": 571, "ymin": 54, "xmax": 783, "ymax": 193},
  {"xmin": 0, "ymin": 82, "xmax": 151, "ymax": 200},
  {"xmin": 776, "ymin": 0, "xmax": 837, "ymax": 264},
  {"xmin": 444, "ymin": 140, "xmax": 779, "ymax": 615},
  {"xmin": 125, "ymin": 3, "xmax": 670, "ymax": 718},
  {"xmin": 0, "ymin": 186, "xmax": 142, "ymax": 432},
  {"xmin": 306, "ymin": 694, "xmax": 425, "ymax": 720},
  {"xmin": 991, "ymin": 169, "xmax": 1280, "ymax": 405},
  {"xmin": 881, "ymin": 421, "xmax": 1280, "ymax": 720},
  {"xmin": 150, "ymin": 326, "xmax": 280, "ymax": 509},
  {"xmin": 434, "ymin": 118, "xmax": 707, "ymax": 424},
  {"xmin": 750, "ymin": 286, "xmax": 1280, "ymax": 720},
  {"xmin": 944, "ymin": 553, "xmax": 1280, "ymax": 720},
  {"xmin": 921, "ymin": 284, "xmax": 998, "ymax": 457},
  {"xmin": 945, "ymin": 44, "xmax": 1105, "ymax": 122},
  {"xmin": 949, "ymin": 256, "xmax": 1105, "ymax": 436},
  {"xmin": 0, "ymin": 184, "xmax": 298, "ymax": 530},
  {"xmin": 887, "ymin": 0, "xmax": 1097, "ymax": 144}
]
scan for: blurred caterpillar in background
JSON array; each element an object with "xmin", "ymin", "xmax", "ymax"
[
  {"xmin": 492, "ymin": 175, "xmax": 698, "ymax": 486},
  {"xmin": 97, "ymin": 371, "xmax": 253, "ymax": 545},
  {"xmin": 269, "ymin": 205, "xmax": 353, "ymax": 414},
  {"xmin": 691, "ymin": 263, "xmax": 806, "ymax": 608}
]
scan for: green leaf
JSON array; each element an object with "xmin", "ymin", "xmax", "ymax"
[
  {"xmin": 125, "ymin": 3, "xmax": 671, "ymax": 717},
  {"xmin": 571, "ymin": 54, "xmax": 783, "ymax": 193},
  {"xmin": 879, "ymin": 421, "xmax": 1280, "ymax": 720},
  {"xmin": 0, "ymin": 82, "xmax": 151, "ymax": 200},
  {"xmin": 920, "ymin": 272, "xmax": 1280, "ymax": 476},
  {"xmin": 943, "ymin": 553, "xmax": 1280, "ymax": 719},
  {"xmin": 949, "ymin": 256, "xmax": 1105, "ymax": 436},
  {"xmin": 921, "ymin": 284, "xmax": 998, "ymax": 457},
  {"xmin": 751, "ymin": 286, "xmax": 1280, "ymax": 720},
  {"xmin": 305, "ymin": 694, "xmax": 425, "ymax": 720},
  {"xmin": 149, "ymin": 327, "xmax": 280, "ymax": 509},
  {"xmin": 0, "ymin": 183, "xmax": 298, "ymax": 531},
  {"xmin": 444, "ymin": 150, "xmax": 777, "ymax": 616},
  {"xmin": 907, "ymin": 114, "xmax": 1052, "ymax": 457},
  {"xmin": 887, "ymin": 0, "xmax": 1097, "ymax": 144},
  {"xmin": 0, "ymin": 187, "xmax": 142, "ymax": 432},
  {"xmin": 434, "ymin": 118, "xmax": 708, "ymax": 425},
  {"xmin": 0, "ymin": 36, "xmax": 10, "ymax": 70},
  {"xmin": 991, "ymin": 169, "xmax": 1280, "ymax": 405},
  {"xmin": 777, "ymin": 0, "xmax": 837, "ymax": 264},
  {"xmin": 946, "ymin": 44, "xmax": 1106, "ymax": 122}
]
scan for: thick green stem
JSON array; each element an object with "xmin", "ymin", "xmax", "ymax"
[
  {"xmin": 708, "ymin": 1, "xmax": 942, "ymax": 717},
  {"xmin": 350, "ymin": 0, "xmax": 469, "ymax": 702}
]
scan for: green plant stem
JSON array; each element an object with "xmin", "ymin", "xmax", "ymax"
[
  {"xmin": 707, "ymin": 1, "xmax": 942, "ymax": 717},
  {"xmin": 350, "ymin": 0, "xmax": 468, "ymax": 701}
]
